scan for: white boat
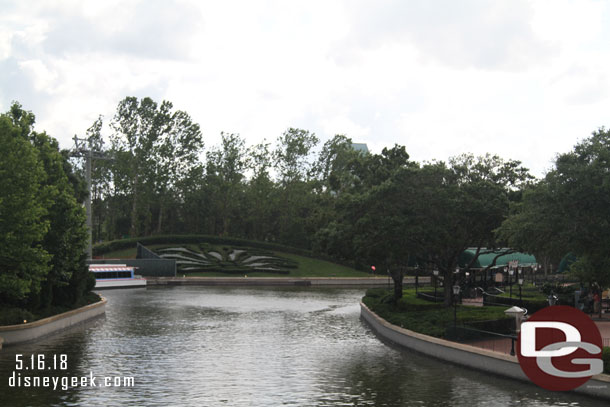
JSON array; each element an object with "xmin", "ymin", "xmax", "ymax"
[{"xmin": 90, "ymin": 264, "xmax": 147, "ymax": 289}]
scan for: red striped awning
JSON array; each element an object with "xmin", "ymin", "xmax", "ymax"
[{"xmin": 89, "ymin": 265, "xmax": 134, "ymax": 272}]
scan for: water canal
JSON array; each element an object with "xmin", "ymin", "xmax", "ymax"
[{"xmin": 0, "ymin": 287, "xmax": 606, "ymax": 406}]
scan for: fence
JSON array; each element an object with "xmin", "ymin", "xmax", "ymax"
[{"xmin": 446, "ymin": 325, "xmax": 518, "ymax": 356}]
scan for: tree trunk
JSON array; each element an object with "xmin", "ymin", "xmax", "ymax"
[
  {"xmin": 156, "ymin": 200, "xmax": 163, "ymax": 234},
  {"xmin": 130, "ymin": 173, "xmax": 139, "ymax": 237},
  {"xmin": 389, "ymin": 267, "xmax": 404, "ymax": 300}
]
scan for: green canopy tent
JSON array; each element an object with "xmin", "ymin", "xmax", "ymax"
[{"xmin": 459, "ymin": 248, "xmax": 537, "ymax": 288}]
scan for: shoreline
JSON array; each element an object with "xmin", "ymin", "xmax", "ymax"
[
  {"xmin": 0, "ymin": 297, "xmax": 107, "ymax": 347},
  {"xmin": 360, "ymin": 300, "xmax": 610, "ymax": 401},
  {"xmin": 145, "ymin": 276, "xmax": 430, "ymax": 287}
]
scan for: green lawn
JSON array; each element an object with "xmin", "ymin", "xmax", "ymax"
[
  {"xmin": 96, "ymin": 244, "xmax": 372, "ymax": 278},
  {"xmin": 495, "ymin": 283, "xmax": 548, "ymax": 300},
  {"xmin": 363, "ymin": 288, "xmax": 512, "ymax": 338}
]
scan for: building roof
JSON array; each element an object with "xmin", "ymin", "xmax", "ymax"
[
  {"xmin": 351, "ymin": 143, "xmax": 369, "ymax": 153},
  {"xmin": 459, "ymin": 248, "xmax": 537, "ymax": 269}
]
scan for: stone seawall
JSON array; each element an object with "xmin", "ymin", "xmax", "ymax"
[
  {"xmin": 360, "ymin": 301, "xmax": 610, "ymax": 401},
  {"xmin": 0, "ymin": 297, "xmax": 106, "ymax": 347},
  {"xmin": 146, "ymin": 276, "xmax": 430, "ymax": 287}
]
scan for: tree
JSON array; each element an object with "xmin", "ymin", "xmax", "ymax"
[
  {"xmin": 0, "ymin": 113, "xmax": 50, "ymax": 304},
  {"xmin": 499, "ymin": 128, "xmax": 610, "ymax": 288},
  {"xmin": 273, "ymin": 128, "xmax": 320, "ymax": 247},
  {"xmin": 315, "ymin": 145, "xmax": 416, "ymax": 299},
  {"xmin": 109, "ymin": 97, "xmax": 204, "ymax": 237},
  {"xmin": 1, "ymin": 102, "xmax": 92, "ymax": 312},
  {"xmin": 318, "ymin": 150, "xmax": 531, "ymax": 304},
  {"xmin": 274, "ymin": 128, "xmax": 319, "ymax": 184},
  {"xmin": 411, "ymin": 155, "xmax": 531, "ymax": 306},
  {"xmin": 243, "ymin": 141, "xmax": 278, "ymax": 241},
  {"xmin": 36, "ymin": 134, "xmax": 90, "ymax": 308},
  {"xmin": 204, "ymin": 132, "xmax": 248, "ymax": 236},
  {"xmin": 314, "ymin": 135, "xmax": 363, "ymax": 194}
]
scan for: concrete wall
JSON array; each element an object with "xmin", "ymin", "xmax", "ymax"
[
  {"xmin": 0, "ymin": 298, "xmax": 106, "ymax": 346},
  {"xmin": 146, "ymin": 276, "xmax": 428, "ymax": 287},
  {"xmin": 360, "ymin": 301, "xmax": 610, "ymax": 401}
]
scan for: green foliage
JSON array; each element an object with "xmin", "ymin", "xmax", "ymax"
[
  {"xmin": 100, "ymin": 96, "xmax": 204, "ymax": 237},
  {"xmin": 0, "ymin": 102, "xmax": 92, "ymax": 318},
  {"xmin": 0, "ymin": 305, "xmax": 35, "ymax": 326},
  {"xmin": 0, "ymin": 111, "xmax": 51, "ymax": 303},
  {"xmin": 155, "ymin": 245, "xmax": 297, "ymax": 274},
  {"xmin": 603, "ymin": 347, "xmax": 610, "ymax": 374},
  {"xmin": 499, "ymin": 128, "xmax": 610, "ymax": 287},
  {"xmin": 94, "ymin": 234, "xmax": 316, "ymax": 257},
  {"xmin": 363, "ymin": 289, "xmax": 511, "ymax": 338},
  {"xmin": 319, "ymin": 152, "xmax": 531, "ymax": 304},
  {"xmin": 29, "ymin": 131, "xmax": 89, "ymax": 309}
]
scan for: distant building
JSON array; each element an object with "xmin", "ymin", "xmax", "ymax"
[{"xmin": 351, "ymin": 143, "xmax": 369, "ymax": 154}]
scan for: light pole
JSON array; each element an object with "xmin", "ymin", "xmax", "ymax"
[
  {"xmin": 433, "ymin": 269, "xmax": 439, "ymax": 302},
  {"xmin": 504, "ymin": 306, "xmax": 526, "ymax": 356},
  {"xmin": 70, "ymin": 135, "xmax": 113, "ymax": 259},
  {"xmin": 518, "ymin": 276, "xmax": 524, "ymax": 306},
  {"xmin": 508, "ymin": 268, "xmax": 515, "ymax": 298},
  {"xmin": 454, "ymin": 266, "xmax": 461, "ymax": 304},
  {"xmin": 453, "ymin": 284, "xmax": 461, "ymax": 329}
]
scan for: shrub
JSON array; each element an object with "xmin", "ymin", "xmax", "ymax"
[
  {"xmin": 0, "ymin": 306, "xmax": 35, "ymax": 326},
  {"xmin": 603, "ymin": 347, "xmax": 610, "ymax": 374},
  {"xmin": 363, "ymin": 288, "xmax": 511, "ymax": 338}
]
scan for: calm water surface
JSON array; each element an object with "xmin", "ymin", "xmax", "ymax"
[{"xmin": 0, "ymin": 287, "xmax": 607, "ymax": 406}]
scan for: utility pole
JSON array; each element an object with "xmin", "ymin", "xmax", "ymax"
[{"xmin": 70, "ymin": 135, "xmax": 112, "ymax": 259}]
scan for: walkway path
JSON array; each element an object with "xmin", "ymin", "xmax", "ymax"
[{"xmin": 466, "ymin": 320, "xmax": 610, "ymax": 354}]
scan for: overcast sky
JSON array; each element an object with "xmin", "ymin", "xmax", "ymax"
[{"xmin": 2, "ymin": 0, "xmax": 610, "ymax": 177}]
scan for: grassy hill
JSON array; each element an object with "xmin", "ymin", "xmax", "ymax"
[{"xmin": 96, "ymin": 240, "xmax": 373, "ymax": 278}]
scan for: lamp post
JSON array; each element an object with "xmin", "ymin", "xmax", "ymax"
[
  {"xmin": 454, "ymin": 267, "xmax": 461, "ymax": 304},
  {"xmin": 504, "ymin": 306, "xmax": 526, "ymax": 356},
  {"xmin": 433, "ymin": 269, "xmax": 439, "ymax": 302},
  {"xmin": 453, "ymin": 284, "xmax": 461, "ymax": 329},
  {"xmin": 518, "ymin": 276, "xmax": 524, "ymax": 306},
  {"xmin": 508, "ymin": 268, "xmax": 515, "ymax": 298}
]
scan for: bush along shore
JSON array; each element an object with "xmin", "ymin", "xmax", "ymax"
[{"xmin": 0, "ymin": 104, "xmax": 99, "ymax": 327}]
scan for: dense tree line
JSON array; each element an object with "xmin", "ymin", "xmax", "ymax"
[
  {"xmin": 0, "ymin": 103, "xmax": 94, "ymax": 323},
  {"xmin": 88, "ymin": 97, "xmax": 610, "ymax": 304},
  {"xmin": 498, "ymin": 128, "xmax": 610, "ymax": 291},
  {"xmin": 3, "ymin": 96, "xmax": 608, "ymax": 318},
  {"xmin": 88, "ymin": 97, "xmax": 536, "ymax": 304}
]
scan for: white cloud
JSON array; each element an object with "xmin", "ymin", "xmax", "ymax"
[{"xmin": 1, "ymin": 0, "xmax": 610, "ymax": 178}]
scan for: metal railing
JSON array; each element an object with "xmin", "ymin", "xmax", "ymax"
[
  {"xmin": 416, "ymin": 291, "xmax": 442, "ymax": 302},
  {"xmin": 446, "ymin": 325, "xmax": 518, "ymax": 356}
]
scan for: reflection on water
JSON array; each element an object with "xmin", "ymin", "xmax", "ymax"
[{"xmin": 0, "ymin": 286, "xmax": 606, "ymax": 406}]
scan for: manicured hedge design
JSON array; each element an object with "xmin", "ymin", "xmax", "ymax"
[
  {"xmin": 93, "ymin": 234, "xmax": 360, "ymax": 270},
  {"xmin": 94, "ymin": 234, "xmax": 314, "ymax": 257},
  {"xmin": 155, "ymin": 245, "xmax": 298, "ymax": 275}
]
